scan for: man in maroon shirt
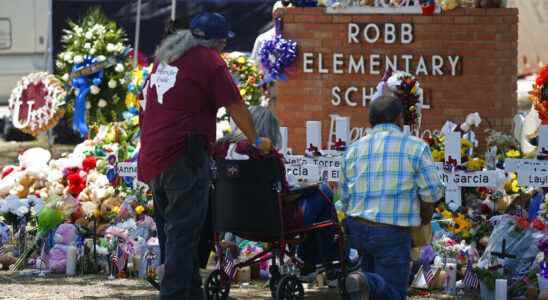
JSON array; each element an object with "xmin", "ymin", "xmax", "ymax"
[{"xmin": 138, "ymin": 12, "xmax": 271, "ymax": 300}]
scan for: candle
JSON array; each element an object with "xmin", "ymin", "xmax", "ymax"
[
  {"xmin": 335, "ymin": 117, "xmax": 350, "ymax": 143},
  {"xmin": 445, "ymin": 263, "xmax": 457, "ymax": 295},
  {"xmin": 280, "ymin": 127, "xmax": 288, "ymax": 154},
  {"xmin": 66, "ymin": 246, "xmax": 77, "ymax": 276},
  {"xmin": 306, "ymin": 121, "xmax": 322, "ymax": 150},
  {"xmin": 495, "ymin": 279, "xmax": 507, "ymax": 300}
]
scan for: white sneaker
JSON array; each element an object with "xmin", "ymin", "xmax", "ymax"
[{"xmin": 345, "ymin": 272, "xmax": 369, "ymax": 300}]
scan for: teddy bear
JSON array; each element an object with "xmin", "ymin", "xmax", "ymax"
[
  {"xmin": 100, "ymin": 197, "xmax": 122, "ymax": 217},
  {"xmin": 14, "ymin": 174, "xmax": 35, "ymax": 199},
  {"xmin": 0, "ymin": 246, "xmax": 17, "ymax": 270},
  {"xmin": 48, "ymin": 223, "xmax": 78, "ymax": 273}
]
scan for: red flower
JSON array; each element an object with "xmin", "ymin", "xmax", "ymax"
[
  {"xmin": 516, "ymin": 217, "xmax": 529, "ymax": 231},
  {"xmin": 82, "ymin": 156, "xmax": 97, "ymax": 172},
  {"xmin": 531, "ymin": 218, "xmax": 546, "ymax": 231},
  {"xmin": 536, "ymin": 66, "xmax": 548, "ymax": 86},
  {"xmin": 67, "ymin": 172, "xmax": 86, "ymax": 197}
]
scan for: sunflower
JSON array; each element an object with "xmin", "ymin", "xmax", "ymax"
[
  {"xmin": 505, "ymin": 149, "xmax": 521, "ymax": 158},
  {"xmin": 465, "ymin": 158, "xmax": 485, "ymax": 171},
  {"xmin": 432, "ymin": 149, "xmax": 445, "ymax": 162},
  {"xmin": 441, "ymin": 210, "xmax": 453, "ymax": 220},
  {"xmin": 453, "ymin": 213, "xmax": 471, "ymax": 235}
]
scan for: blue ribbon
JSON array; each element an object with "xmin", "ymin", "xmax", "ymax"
[
  {"xmin": 71, "ymin": 56, "xmax": 104, "ymax": 137},
  {"xmin": 258, "ymin": 18, "xmax": 297, "ymax": 83}
]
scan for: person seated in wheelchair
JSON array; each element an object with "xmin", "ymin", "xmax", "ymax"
[{"xmin": 213, "ymin": 105, "xmax": 340, "ymax": 278}]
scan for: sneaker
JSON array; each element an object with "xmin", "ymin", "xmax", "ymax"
[{"xmin": 345, "ymin": 272, "xmax": 369, "ymax": 300}]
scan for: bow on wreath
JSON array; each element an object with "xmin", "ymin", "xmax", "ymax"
[
  {"xmin": 259, "ymin": 18, "xmax": 297, "ymax": 84},
  {"xmin": 71, "ymin": 56, "xmax": 104, "ymax": 137}
]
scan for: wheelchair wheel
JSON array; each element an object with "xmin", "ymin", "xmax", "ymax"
[
  {"xmin": 276, "ymin": 275, "xmax": 304, "ymax": 300},
  {"xmin": 205, "ymin": 269, "xmax": 231, "ymax": 300}
]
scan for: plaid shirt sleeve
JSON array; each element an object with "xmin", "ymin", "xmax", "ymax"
[
  {"xmin": 338, "ymin": 150, "xmax": 351, "ymax": 214},
  {"xmin": 416, "ymin": 145, "xmax": 444, "ymax": 203}
]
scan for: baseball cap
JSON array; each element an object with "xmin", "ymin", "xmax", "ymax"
[{"xmin": 190, "ymin": 12, "xmax": 235, "ymax": 40}]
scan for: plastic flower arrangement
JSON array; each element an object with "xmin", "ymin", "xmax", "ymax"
[
  {"xmin": 56, "ymin": 8, "xmax": 132, "ymax": 129},
  {"xmin": 221, "ymin": 53, "xmax": 264, "ymax": 121},
  {"xmin": 505, "ymin": 173, "xmax": 524, "ymax": 194}
]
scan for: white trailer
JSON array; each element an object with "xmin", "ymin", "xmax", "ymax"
[{"xmin": 0, "ymin": 0, "xmax": 52, "ymax": 109}]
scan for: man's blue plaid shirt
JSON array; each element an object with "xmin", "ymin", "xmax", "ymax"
[{"xmin": 339, "ymin": 123, "xmax": 444, "ymax": 227}]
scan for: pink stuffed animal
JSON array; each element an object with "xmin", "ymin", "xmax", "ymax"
[{"xmin": 48, "ymin": 223, "xmax": 77, "ymax": 273}]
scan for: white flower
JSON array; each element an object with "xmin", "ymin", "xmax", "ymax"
[
  {"xmin": 86, "ymin": 102, "xmax": 91, "ymax": 109},
  {"xmin": 85, "ymin": 31, "xmax": 93, "ymax": 40},
  {"xmin": 96, "ymin": 55, "xmax": 106, "ymax": 62},
  {"xmin": 63, "ymin": 52, "xmax": 73, "ymax": 62},
  {"xmin": 106, "ymin": 43, "xmax": 116, "ymax": 52},
  {"xmin": 98, "ymin": 99, "xmax": 108, "ymax": 108},
  {"xmin": 62, "ymin": 73, "xmax": 70, "ymax": 81},
  {"xmin": 115, "ymin": 43, "xmax": 125, "ymax": 53},
  {"xmin": 90, "ymin": 48, "xmax": 96, "ymax": 55},
  {"xmin": 73, "ymin": 55, "xmax": 84, "ymax": 64},
  {"xmin": 108, "ymin": 79, "xmax": 117, "ymax": 89},
  {"xmin": 56, "ymin": 60, "xmax": 64, "ymax": 68},
  {"xmin": 74, "ymin": 26, "xmax": 83, "ymax": 35},
  {"xmin": 90, "ymin": 85, "xmax": 100, "ymax": 95},
  {"xmin": 84, "ymin": 43, "xmax": 91, "ymax": 49},
  {"xmin": 115, "ymin": 63, "xmax": 124, "ymax": 73},
  {"xmin": 119, "ymin": 78, "xmax": 126, "ymax": 85}
]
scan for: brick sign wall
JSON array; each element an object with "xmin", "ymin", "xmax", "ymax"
[{"xmin": 274, "ymin": 7, "xmax": 518, "ymax": 153}]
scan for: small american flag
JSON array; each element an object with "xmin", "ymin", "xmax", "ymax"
[
  {"xmin": 463, "ymin": 259, "xmax": 480, "ymax": 288},
  {"xmin": 423, "ymin": 263, "xmax": 435, "ymax": 286},
  {"xmin": 217, "ymin": 249, "xmax": 237, "ymax": 279}
]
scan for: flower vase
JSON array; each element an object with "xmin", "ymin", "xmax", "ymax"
[
  {"xmin": 421, "ymin": 3, "xmax": 436, "ymax": 16},
  {"xmin": 480, "ymin": 281, "xmax": 495, "ymax": 300},
  {"xmin": 539, "ymin": 274, "xmax": 548, "ymax": 294}
]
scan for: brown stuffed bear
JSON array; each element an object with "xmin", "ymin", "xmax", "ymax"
[{"xmin": 0, "ymin": 245, "xmax": 17, "ymax": 270}]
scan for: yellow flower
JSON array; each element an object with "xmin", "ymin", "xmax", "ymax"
[
  {"xmin": 453, "ymin": 213, "xmax": 471, "ymax": 234},
  {"xmin": 135, "ymin": 205, "xmax": 145, "ymax": 215},
  {"xmin": 112, "ymin": 206, "xmax": 120, "ymax": 215},
  {"xmin": 461, "ymin": 139, "xmax": 472, "ymax": 150},
  {"xmin": 240, "ymin": 89, "xmax": 247, "ymax": 96},
  {"xmin": 237, "ymin": 57, "xmax": 246, "ymax": 64},
  {"xmin": 441, "ymin": 210, "xmax": 453, "ymax": 220},
  {"xmin": 465, "ymin": 158, "xmax": 485, "ymax": 171},
  {"xmin": 432, "ymin": 149, "xmax": 445, "ymax": 162},
  {"xmin": 506, "ymin": 150, "xmax": 521, "ymax": 158},
  {"xmin": 510, "ymin": 179, "xmax": 520, "ymax": 193}
]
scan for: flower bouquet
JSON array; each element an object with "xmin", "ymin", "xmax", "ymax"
[{"xmin": 56, "ymin": 8, "xmax": 132, "ymax": 135}]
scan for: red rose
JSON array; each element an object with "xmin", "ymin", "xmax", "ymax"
[
  {"xmin": 516, "ymin": 217, "xmax": 529, "ymax": 231},
  {"xmin": 67, "ymin": 173, "xmax": 86, "ymax": 197},
  {"xmin": 82, "ymin": 156, "xmax": 97, "ymax": 172}
]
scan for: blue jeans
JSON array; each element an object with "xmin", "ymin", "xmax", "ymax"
[
  {"xmin": 150, "ymin": 150, "xmax": 210, "ymax": 300},
  {"xmin": 345, "ymin": 217, "xmax": 412, "ymax": 300}
]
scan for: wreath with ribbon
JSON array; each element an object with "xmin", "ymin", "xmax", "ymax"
[
  {"xmin": 258, "ymin": 18, "xmax": 298, "ymax": 83},
  {"xmin": 8, "ymin": 72, "xmax": 66, "ymax": 136}
]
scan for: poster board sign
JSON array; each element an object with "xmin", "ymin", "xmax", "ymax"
[
  {"xmin": 285, "ymin": 164, "xmax": 320, "ymax": 182},
  {"xmin": 117, "ymin": 162, "xmax": 137, "ymax": 178}
]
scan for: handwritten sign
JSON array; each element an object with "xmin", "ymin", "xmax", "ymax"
[
  {"xmin": 517, "ymin": 170, "xmax": 548, "ymax": 187},
  {"xmin": 117, "ymin": 162, "xmax": 137, "ymax": 178},
  {"xmin": 504, "ymin": 158, "xmax": 548, "ymax": 172}
]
